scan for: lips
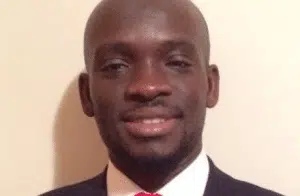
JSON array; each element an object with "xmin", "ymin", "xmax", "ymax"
[{"xmin": 121, "ymin": 107, "xmax": 182, "ymax": 138}]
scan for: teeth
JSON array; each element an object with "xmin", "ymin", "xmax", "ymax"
[{"xmin": 141, "ymin": 118, "xmax": 166, "ymax": 124}]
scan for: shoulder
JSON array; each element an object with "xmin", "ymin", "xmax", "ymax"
[
  {"xmin": 39, "ymin": 172, "xmax": 107, "ymax": 196},
  {"xmin": 206, "ymin": 157, "xmax": 284, "ymax": 196},
  {"xmin": 224, "ymin": 175, "xmax": 283, "ymax": 196}
]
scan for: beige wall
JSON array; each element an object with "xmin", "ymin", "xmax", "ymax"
[{"xmin": 1, "ymin": 0, "xmax": 299, "ymax": 195}]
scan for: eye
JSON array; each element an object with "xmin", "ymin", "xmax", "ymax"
[
  {"xmin": 100, "ymin": 59, "xmax": 129, "ymax": 73},
  {"xmin": 166, "ymin": 55, "xmax": 193, "ymax": 72},
  {"xmin": 167, "ymin": 60, "xmax": 191, "ymax": 68}
]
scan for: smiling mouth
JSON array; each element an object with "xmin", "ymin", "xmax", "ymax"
[
  {"xmin": 124, "ymin": 118, "xmax": 178, "ymax": 137},
  {"xmin": 131, "ymin": 118, "xmax": 168, "ymax": 124},
  {"xmin": 121, "ymin": 106, "xmax": 182, "ymax": 137}
]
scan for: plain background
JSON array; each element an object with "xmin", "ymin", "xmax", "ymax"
[{"xmin": 1, "ymin": 0, "xmax": 299, "ymax": 195}]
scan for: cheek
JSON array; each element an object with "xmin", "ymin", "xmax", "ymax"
[
  {"xmin": 186, "ymin": 88, "xmax": 207, "ymax": 120},
  {"xmin": 91, "ymin": 78, "xmax": 119, "ymax": 102},
  {"xmin": 90, "ymin": 83, "xmax": 111, "ymax": 112},
  {"xmin": 90, "ymin": 80, "xmax": 126, "ymax": 118},
  {"xmin": 177, "ymin": 77, "xmax": 208, "ymax": 125},
  {"xmin": 182, "ymin": 86, "xmax": 207, "ymax": 140},
  {"xmin": 90, "ymin": 82, "xmax": 124, "ymax": 141},
  {"xmin": 177, "ymin": 76, "xmax": 207, "ymax": 106}
]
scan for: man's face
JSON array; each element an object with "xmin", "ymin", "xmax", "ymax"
[{"xmin": 80, "ymin": 1, "xmax": 219, "ymax": 164}]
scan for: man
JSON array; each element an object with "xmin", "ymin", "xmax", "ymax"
[{"xmin": 42, "ymin": 0, "xmax": 283, "ymax": 195}]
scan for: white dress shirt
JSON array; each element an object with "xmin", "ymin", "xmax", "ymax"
[{"xmin": 107, "ymin": 150, "xmax": 209, "ymax": 196}]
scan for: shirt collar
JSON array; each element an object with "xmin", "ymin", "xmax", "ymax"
[{"xmin": 107, "ymin": 150, "xmax": 209, "ymax": 196}]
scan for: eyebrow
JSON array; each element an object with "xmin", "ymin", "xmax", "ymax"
[
  {"xmin": 93, "ymin": 42, "xmax": 134, "ymax": 59},
  {"xmin": 159, "ymin": 40, "xmax": 197, "ymax": 54},
  {"xmin": 92, "ymin": 40, "xmax": 199, "ymax": 61}
]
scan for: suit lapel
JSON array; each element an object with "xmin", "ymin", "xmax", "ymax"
[
  {"xmin": 98, "ymin": 167, "xmax": 108, "ymax": 196},
  {"xmin": 84, "ymin": 166, "xmax": 108, "ymax": 196},
  {"xmin": 203, "ymin": 157, "xmax": 225, "ymax": 196}
]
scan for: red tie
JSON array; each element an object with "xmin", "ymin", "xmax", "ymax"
[{"xmin": 134, "ymin": 192, "xmax": 162, "ymax": 196}]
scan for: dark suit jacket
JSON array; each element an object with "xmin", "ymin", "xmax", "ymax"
[{"xmin": 41, "ymin": 157, "xmax": 283, "ymax": 196}]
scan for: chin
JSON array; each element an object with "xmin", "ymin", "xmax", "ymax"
[
  {"xmin": 130, "ymin": 154, "xmax": 175, "ymax": 171},
  {"xmin": 127, "ymin": 146, "xmax": 182, "ymax": 167}
]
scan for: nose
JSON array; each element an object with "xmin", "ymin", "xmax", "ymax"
[{"xmin": 125, "ymin": 65, "xmax": 172, "ymax": 101}]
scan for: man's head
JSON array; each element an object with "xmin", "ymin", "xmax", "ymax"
[{"xmin": 79, "ymin": 0, "xmax": 219, "ymax": 168}]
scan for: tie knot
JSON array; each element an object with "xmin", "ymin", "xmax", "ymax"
[{"xmin": 134, "ymin": 192, "xmax": 162, "ymax": 196}]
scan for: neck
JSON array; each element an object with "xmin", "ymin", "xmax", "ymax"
[{"xmin": 109, "ymin": 144, "xmax": 202, "ymax": 193}]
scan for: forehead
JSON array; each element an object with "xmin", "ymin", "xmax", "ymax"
[{"xmin": 85, "ymin": 0, "xmax": 206, "ymax": 61}]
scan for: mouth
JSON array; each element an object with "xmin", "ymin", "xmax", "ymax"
[{"xmin": 121, "ymin": 107, "xmax": 182, "ymax": 138}]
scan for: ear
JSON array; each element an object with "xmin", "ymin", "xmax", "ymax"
[
  {"xmin": 206, "ymin": 64, "xmax": 220, "ymax": 108},
  {"xmin": 78, "ymin": 72, "xmax": 94, "ymax": 117}
]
